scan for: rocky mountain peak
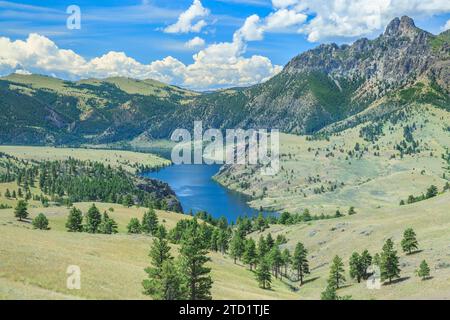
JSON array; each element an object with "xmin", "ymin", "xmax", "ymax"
[{"xmin": 384, "ymin": 16, "xmax": 418, "ymax": 37}]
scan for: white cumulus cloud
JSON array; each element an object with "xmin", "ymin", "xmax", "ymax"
[
  {"xmin": 442, "ymin": 19, "xmax": 450, "ymax": 31},
  {"xmin": 269, "ymin": 0, "xmax": 450, "ymax": 42},
  {"xmin": 184, "ymin": 36, "xmax": 206, "ymax": 49},
  {"xmin": 164, "ymin": 0, "xmax": 210, "ymax": 34},
  {"xmin": 234, "ymin": 9, "xmax": 307, "ymax": 42},
  {"xmin": 265, "ymin": 8, "xmax": 307, "ymax": 31},
  {"xmin": 236, "ymin": 15, "xmax": 265, "ymax": 41},
  {"xmin": 0, "ymin": 33, "xmax": 281, "ymax": 91}
]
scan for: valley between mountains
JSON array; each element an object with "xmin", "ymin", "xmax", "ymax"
[{"xmin": 0, "ymin": 16, "xmax": 449, "ymax": 300}]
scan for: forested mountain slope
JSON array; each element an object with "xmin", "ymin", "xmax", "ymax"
[{"xmin": 0, "ymin": 17, "xmax": 449, "ymax": 145}]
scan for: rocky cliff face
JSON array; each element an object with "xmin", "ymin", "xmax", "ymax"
[
  {"xmin": 285, "ymin": 16, "xmax": 444, "ymax": 99},
  {"xmin": 155, "ymin": 16, "xmax": 449, "ymax": 137}
]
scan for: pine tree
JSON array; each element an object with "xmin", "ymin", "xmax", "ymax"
[
  {"xmin": 179, "ymin": 222, "xmax": 213, "ymax": 300},
  {"xmin": 348, "ymin": 207, "xmax": 356, "ymax": 215},
  {"xmin": 401, "ymin": 228, "xmax": 419, "ymax": 255},
  {"xmin": 380, "ymin": 239, "xmax": 401, "ymax": 284},
  {"xmin": 122, "ymin": 194, "xmax": 134, "ymax": 208},
  {"xmin": 66, "ymin": 207, "xmax": 83, "ymax": 232},
  {"xmin": 230, "ymin": 231, "xmax": 245, "ymax": 264},
  {"xmin": 256, "ymin": 258, "xmax": 271, "ymax": 289},
  {"xmin": 199, "ymin": 222, "xmax": 212, "ymax": 246},
  {"xmin": 292, "ymin": 242, "xmax": 309, "ymax": 285},
  {"xmin": 143, "ymin": 233, "xmax": 185, "ymax": 300},
  {"xmin": 373, "ymin": 253, "xmax": 381, "ymax": 267},
  {"xmin": 328, "ymin": 255, "xmax": 346, "ymax": 289},
  {"xmin": 156, "ymin": 224, "xmax": 168, "ymax": 239},
  {"xmin": 217, "ymin": 229, "xmax": 229, "ymax": 254},
  {"xmin": 268, "ymin": 246, "xmax": 283, "ymax": 279},
  {"xmin": 416, "ymin": 260, "xmax": 430, "ymax": 280},
  {"xmin": 14, "ymin": 200, "xmax": 28, "ymax": 221},
  {"xmin": 32, "ymin": 213, "xmax": 49, "ymax": 230},
  {"xmin": 210, "ymin": 228, "xmax": 219, "ymax": 252},
  {"xmin": 142, "ymin": 208, "xmax": 159, "ymax": 235},
  {"xmin": 257, "ymin": 235, "xmax": 268, "ymax": 258},
  {"xmin": 266, "ymin": 233, "xmax": 275, "ymax": 250},
  {"xmin": 360, "ymin": 250, "xmax": 372, "ymax": 279},
  {"xmin": 281, "ymin": 248, "xmax": 291, "ymax": 278},
  {"xmin": 243, "ymin": 238, "xmax": 257, "ymax": 270},
  {"xmin": 157, "ymin": 261, "xmax": 186, "ymax": 300},
  {"xmin": 84, "ymin": 204, "xmax": 102, "ymax": 233},
  {"xmin": 321, "ymin": 284, "xmax": 338, "ymax": 300},
  {"xmin": 349, "ymin": 252, "xmax": 365, "ymax": 283},
  {"xmin": 255, "ymin": 212, "xmax": 266, "ymax": 232},
  {"xmin": 426, "ymin": 185, "xmax": 438, "ymax": 199},
  {"xmin": 5, "ymin": 189, "xmax": 11, "ymax": 198},
  {"xmin": 99, "ymin": 212, "xmax": 118, "ymax": 234},
  {"xmin": 127, "ymin": 218, "xmax": 142, "ymax": 234}
]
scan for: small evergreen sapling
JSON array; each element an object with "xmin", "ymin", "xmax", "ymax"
[
  {"xmin": 14, "ymin": 200, "xmax": 28, "ymax": 221},
  {"xmin": 127, "ymin": 218, "xmax": 142, "ymax": 234},
  {"xmin": 401, "ymin": 228, "xmax": 419, "ymax": 255},
  {"xmin": 416, "ymin": 260, "xmax": 431, "ymax": 280},
  {"xmin": 32, "ymin": 213, "xmax": 49, "ymax": 230},
  {"xmin": 66, "ymin": 207, "xmax": 83, "ymax": 232}
]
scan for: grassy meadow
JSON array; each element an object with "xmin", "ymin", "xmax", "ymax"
[
  {"xmin": 0, "ymin": 145, "xmax": 170, "ymax": 173},
  {"xmin": 215, "ymin": 105, "xmax": 450, "ymax": 216},
  {"xmin": 251, "ymin": 192, "xmax": 450, "ymax": 300},
  {"xmin": 0, "ymin": 203, "xmax": 297, "ymax": 300},
  {"xmin": 0, "ymin": 113, "xmax": 449, "ymax": 300}
]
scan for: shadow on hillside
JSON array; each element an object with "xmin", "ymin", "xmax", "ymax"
[
  {"xmin": 17, "ymin": 218, "xmax": 32, "ymax": 224},
  {"xmin": 384, "ymin": 276, "xmax": 410, "ymax": 285},
  {"xmin": 302, "ymin": 276, "xmax": 320, "ymax": 285},
  {"xmin": 407, "ymin": 250, "xmax": 424, "ymax": 255},
  {"xmin": 338, "ymin": 284, "xmax": 353, "ymax": 289}
]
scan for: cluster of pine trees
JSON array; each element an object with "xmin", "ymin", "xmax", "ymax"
[
  {"xmin": 0, "ymin": 152, "xmax": 25, "ymax": 183},
  {"xmin": 66, "ymin": 204, "xmax": 118, "ymax": 234},
  {"xmin": 400, "ymin": 185, "xmax": 440, "ymax": 205},
  {"xmin": 142, "ymin": 218, "xmax": 213, "ymax": 300},
  {"xmin": 125, "ymin": 208, "xmax": 162, "ymax": 235},
  {"xmin": 2, "ymin": 155, "xmax": 179, "ymax": 211},
  {"xmin": 321, "ymin": 228, "xmax": 430, "ymax": 300},
  {"xmin": 13, "ymin": 200, "xmax": 49, "ymax": 230}
]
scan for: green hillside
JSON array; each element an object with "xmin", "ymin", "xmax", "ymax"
[
  {"xmin": 216, "ymin": 105, "xmax": 450, "ymax": 215},
  {"xmin": 1, "ymin": 17, "xmax": 448, "ymax": 145}
]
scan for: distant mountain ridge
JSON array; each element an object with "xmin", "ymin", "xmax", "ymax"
[{"xmin": 0, "ymin": 16, "xmax": 449, "ymax": 145}]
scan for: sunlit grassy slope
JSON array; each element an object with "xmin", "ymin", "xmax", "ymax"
[
  {"xmin": 0, "ymin": 146, "xmax": 170, "ymax": 173},
  {"xmin": 216, "ymin": 105, "xmax": 450, "ymax": 215},
  {"xmin": 1, "ymin": 191, "xmax": 449, "ymax": 300},
  {"xmin": 2, "ymin": 74, "xmax": 198, "ymax": 99},
  {"xmin": 0, "ymin": 203, "xmax": 297, "ymax": 300},
  {"xmin": 252, "ymin": 191, "xmax": 450, "ymax": 300}
]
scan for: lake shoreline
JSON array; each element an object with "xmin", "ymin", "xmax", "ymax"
[{"xmin": 143, "ymin": 164, "xmax": 276, "ymax": 222}]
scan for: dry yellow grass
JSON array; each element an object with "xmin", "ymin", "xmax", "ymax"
[
  {"xmin": 2, "ymin": 193, "xmax": 448, "ymax": 300},
  {"xmin": 0, "ymin": 146, "xmax": 170, "ymax": 173},
  {"xmin": 0, "ymin": 202, "xmax": 298, "ymax": 300},
  {"xmin": 216, "ymin": 105, "xmax": 450, "ymax": 215},
  {"xmin": 252, "ymin": 192, "xmax": 450, "ymax": 300},
  {"xmin": 0, "ymin": 182, "xmax": 42, "ymax": 208}
]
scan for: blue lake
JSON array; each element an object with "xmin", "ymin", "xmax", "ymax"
[{"xmin": 144, "ymin": 164, "xmax": 267, "ymax": 222}]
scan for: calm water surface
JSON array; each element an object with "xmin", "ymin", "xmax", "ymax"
[{"xmin": 144, "ymin": 164, "xmax": 268, "ymax": 222}]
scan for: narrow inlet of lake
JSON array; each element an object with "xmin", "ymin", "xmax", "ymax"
[{"xmin": 144, "ymin": 164, "xmax": 269, "ymax": 222}]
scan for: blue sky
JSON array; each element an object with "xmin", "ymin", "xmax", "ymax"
[
  {"xmin": 0, "ymin": 0, "xmax": 314, "ymax": 65},
  {"xmin": 0, "ymin": 0, "xmax": 449, "ymax": 90}
]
